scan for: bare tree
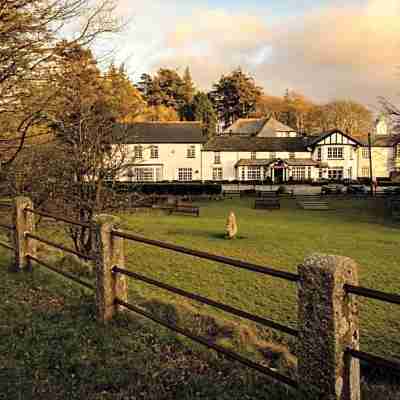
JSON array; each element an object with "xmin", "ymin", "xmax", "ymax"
[{"xmin": 0, "ymin": 0, "xmax": 121, "ymax": 167}]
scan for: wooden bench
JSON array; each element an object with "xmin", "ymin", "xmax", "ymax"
[
  {"xmin": 298, "ymin": 200, "xmax": 330, "ymax": 210},
  {"xmin": 254, "ymin": 198, "xmax": 280, "ymax": 210},
  {"xmin": 170, "ymin": 204, "xmax": 200, "ymax": 217},
  {"xmin": 257, "ymin": 191, "xmax": 278, "ymax": 198},
  {"xmin": 223, "ymin": 190, "xmax": 241, "ymax": 199}
]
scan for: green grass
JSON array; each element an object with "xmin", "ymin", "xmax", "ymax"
[
  {"xmin": 0, "ymin": 197, "xmax": 399, "ymax": 399},
  {"xmin": 115, "ymin": 198, "xmax": 400, "ymax": 358}
]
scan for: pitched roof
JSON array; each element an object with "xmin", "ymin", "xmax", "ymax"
[
  {"xmin": 307, "ymin": 129, "xmax": 363, "ymax": 147},
  {"xmin": 224, "ymin": 116, "xmax": 295, "ymax": 136},
  {"xmin": 235, "ymin": 158, "xmax": 321, "ymax": 167},
  {"xmin": 114, "ymin": 122, "xmax": 207, "ymax": 144},
  {"xmin": 203, "ymin": 136, "xmax": 309, "ymax": 152},
  {"xmin": 370, "ymin": 134, "xmax": 400, "ymax": 147}
]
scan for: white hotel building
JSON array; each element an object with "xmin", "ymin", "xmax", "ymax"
[{"xmin": 116, "ymin": 116, "xmax": 400, "ymax": 183}]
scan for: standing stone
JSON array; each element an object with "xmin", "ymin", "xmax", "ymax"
[
  {"xmin": 225, "ymin": 211, "xmax": 238, "ymax": 239},
  {"xmin": 297, "ymin": 254, "xmax": 360, "ymax": 400}
]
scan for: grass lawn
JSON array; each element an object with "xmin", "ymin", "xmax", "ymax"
[
  {"xmin": 114, "ymin": 198, "xmax": 400, "ymax": 359},
  {"xmin": 0, "ymin": 197, "xmax": 399, "ymax": 399}
]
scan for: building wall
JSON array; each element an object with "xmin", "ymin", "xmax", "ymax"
[
  {"xmin": 121, "ymin": 143, "xmax": 203, "ymax": 181},
  {"xmin": 357, "ymin": 147, "xmax": 393, "ymax": 179}
]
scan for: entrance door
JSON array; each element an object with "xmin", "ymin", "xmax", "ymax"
[{"xmin": 274, "ymin": 167, "xmax": 284, "ymax": 184}]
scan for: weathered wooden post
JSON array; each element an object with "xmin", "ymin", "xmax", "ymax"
[
  {"xmin": 92, "ymin": 214, "xmax": 128, "ymax": 323},
  {"xmin": 297, "ymin": 254, "xmax": 360, "ymax": 400},
  {"xmin": 12, "ymin": 196, "xmax": 36, "ymax": 272}
]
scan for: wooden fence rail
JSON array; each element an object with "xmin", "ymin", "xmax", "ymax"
[{"xmin": 1, "ymin": 196, "xmax": 399, "ymax": 399}]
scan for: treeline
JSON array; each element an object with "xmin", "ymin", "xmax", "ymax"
[{"xmin": 134, "ymin": 67, "xmax": 373, "ymax": 138}]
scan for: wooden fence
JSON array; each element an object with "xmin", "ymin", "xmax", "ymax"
[{"xmin": 0, "ymin": 196, "xmax": 399, "ymax": 399}]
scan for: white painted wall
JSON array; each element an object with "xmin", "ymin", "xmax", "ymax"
[{"xmin": 121, "ymin": 143, "xmax": 203, "ymax": 181}]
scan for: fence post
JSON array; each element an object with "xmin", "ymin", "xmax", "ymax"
[
  {"xmin": 297, "ymin": 254, "xmax": 360, "ymax": 400},
  {"xmin": 92, "ymin": 214, "xmax": 128, "ymax": 323},
  {"xmin": 12, "ymin": 196, "xmax": 36, "ymax": 272}
]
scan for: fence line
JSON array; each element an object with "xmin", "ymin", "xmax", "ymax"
[
  {"xmin": 25, "ymin": 232, "xmax": 94, "ymax": 261},
  {"xmin": 28, "ymin": 255, "xmax": 94, "ymax": 291},
  {"xmin": 112, "ymin": 229, "xmax": 299, "ymax": 282},
  {"xmin": 0, "ymin": 196, "xmax": 399, "ymax": 399},
  {"xmin": 113, "ymin": 266, "xmax": 298, "ymax": 337},
  {"xmin": 114, "ymin": 297, "xmax": 299, "ymax": 389}
]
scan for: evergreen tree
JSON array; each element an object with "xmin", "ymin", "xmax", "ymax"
[
  {"xmin": 210, "ymin": 68, "xmax": 263, "ymax": 129},
  {"xmin": 182, "ymin": 67, "xmax": 195, "ymax": 104},
  {"xmin": 186, "ymin": 92, "xmax": 217, "ymax": 138}
]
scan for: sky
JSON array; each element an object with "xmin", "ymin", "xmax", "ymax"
[{"xmin": 96, "ymin": 0, "xmax": 400, "ymax": 107}]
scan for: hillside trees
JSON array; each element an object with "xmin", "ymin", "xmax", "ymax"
[
  {"xmin": 39, "ymin": 43, "xmax": 133, "ymax": 252},
  {"xmin": 0, "ymin": 0, "xmax": 121, "ymax": 167},
  {"xmin": 210, "ymin": 68, "xmax": 263, "ymax": 129}
]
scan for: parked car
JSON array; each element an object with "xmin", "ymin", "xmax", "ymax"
[
  {"xmin": 383, "ymin": 187, "xmax": 400, "ymax": 196},
  {"xmin": 346, "ymin": 185, "xmax": 370, "ymax": 195},
  {"xmin": 321, "ymin": 184, "xmax": 345, "ymax": 195}
]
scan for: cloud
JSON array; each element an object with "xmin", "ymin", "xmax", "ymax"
[{"xmin": 111, "ymin": 0, "xmax": 400, "ymax": 106}]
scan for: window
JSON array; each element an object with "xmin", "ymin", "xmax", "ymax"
[
  {"xmin": 178, "ymin": 168, "xmax": 192, "ymax": 181},
  {"xmin": 289, "ymin": 152, "xmax": 296, "ymax": 159},
  {"xmin": 214, "ymin": 151, "xmax": 221, "ymax": 164},
  {"xmin": 187, "ymin": 145, "xmax": 196, "ymax": 158},
  {"xmin": 308, "ymin": 167, "xmax": 312, "ymax": 179},
  {"xmin": 328, "ymin": 168, "xmax": 343, "ymax": 180},
  {"xmin": 317, "ymin": 147, "xmax": 322, "ymax": 161},
  {"xmin": 212, "ymin": 167, "xmax": 223, "ymax": 180},
  {"xmin": 362, "ymin": 148, "xmax": 370, "ymax": 159},
  {"xmin": 251, "ymin": 152, "xmax": 257, "ymax": 160},
  {"xmin": 270, "ymin": 152, "xmax": 276, "ymax": 159},
  {"xmin": 327, "ymin": 147, "xmax": 343, "ymax": 159},
  {"xmin": 292, "ymin": 167, "xmax": 306, "ymax": 181},
  {"xmin": 241, "ymin": 167, "xmax": 246, "ymax": 181},
  {"xmin": 318, "ymin": 168, "xmax": 323, "ymax": 179},
  {"xmin": 362, "ymin": 167, "xmax": 370, "ymax": 177},
  {"xmin": 150, "ymin": 146, "xmax": 159, "ymax": 159},
  {"xmin": 133, "ymin": 167, "xmax": 154, "ymax": 182},
  {"xmin": 134, "ymin": 145, "xmax": 143, "ymax": 159},
  {"xmin": 247, "ymin": 166, "xmax": 261, "ymax": 180}
]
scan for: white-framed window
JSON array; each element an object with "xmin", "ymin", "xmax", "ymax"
[
  {"xmin": 214, "ymin": 151, "xmax": 221, "ymax": 164},
  {"xmin": 317, "ymin": 147, "xmax": 322, "ymax": 161},
  {"xmin": 150, "ymin": 146, "xmax": 159, "ymax": 159},
  {"xmin": 289, "ymin": 152, "xmax": 296, "ymax": 159},
  {"xmin": 318, "ymin": 168, "xmax": 323, "ymax": 179},
  {"xmin": 328, "ymin": 168, "xmax": 343, "ymax": 180},
  {"xmin": 133, "ymin": 167, "xmax": 154, "ymax": 182},
  {"xmin": 178, "ymin": 168, "xmax": 192, "ymax": 181},
  {"xmin": 187, "ymin": 145, "xmax": 196, "ymax": 158},
  {"xmin": 247, "ymin": 166, "xmax": 261, "ymax": 180},
  {"xmin": 134, "ymin": 145, "xmax": 143, "ymax": 159},
  {"xmin": 241, "ymin": 167, "xmax": 245, "ymax": 181},
  {"xmin": 212, "ymin": 167, "xmax": 223, "ymax": 180},
  {"xmin": 327, "ymin": 147, "xmax": 343, "ymax": 160},
  {"xmin": 361, "ymin": 167, "xmax": 370, "ymax": 177},
  {"xmin": 251, "ymin": 152, "xmax": 257, "ymax": 160},
  {"xmin": 362, "ymin": 148, "xmax": 370, "ymax": 159},
  {"xmin": 292, "ymin": 167, "xmax": 306, "ymax": 181}
]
